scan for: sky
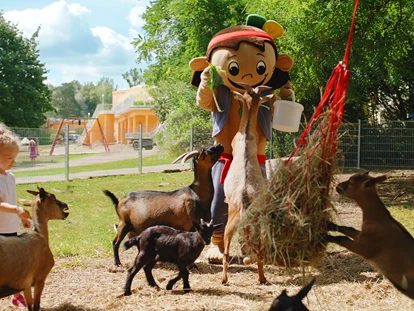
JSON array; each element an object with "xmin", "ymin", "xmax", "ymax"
[{"xmin": 1, "ymin": 0, "xmax": 150, "ymax": 90}]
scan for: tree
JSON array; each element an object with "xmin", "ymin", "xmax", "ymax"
[
  {"xmin": 0, "ymin": 13, "xmax": 52, "ymax": 127},
  {"xmin": 122, "ymin": 68, "xmax": 144, "ymax": 87},
  {"xmin": 246, "ymin": 0, "xmax": 414, "ymax": 122},
  {"xmin": 51, "ymin": 81, "xmax": 82, "ymax": 118},
  {"xmin": 136, "ymin": 0, "xmax": 414, "ymax": 125}
]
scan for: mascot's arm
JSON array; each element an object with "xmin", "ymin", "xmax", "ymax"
[
  {"xmin": 196, "ymin": 66, "xmax": 217, "ymax": 112},
  {"xmin": 278, "ymin": 80, "xmax": 293, "ymax": 100}
]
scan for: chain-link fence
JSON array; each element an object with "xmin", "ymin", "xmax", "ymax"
[{"xmin": 8, "ymin": 120, "xmax": 414, "ymax": 183}]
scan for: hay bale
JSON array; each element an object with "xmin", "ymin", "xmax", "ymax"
[{"xmin": 239, "ymin": 111, "xmax": 341, "ymax": 269}]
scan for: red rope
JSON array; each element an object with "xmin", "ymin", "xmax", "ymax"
[{"xmin": 289, "ymin": 0, "xmax": 359, "ymax": 159}]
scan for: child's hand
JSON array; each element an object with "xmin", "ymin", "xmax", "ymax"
[
  {"xmin": 21, "ymin": 219, "xmax": 31, "ymax": 229},
  {"xmin": 16, "ymin": 206, "xmax": 32, "ymax": 221}
]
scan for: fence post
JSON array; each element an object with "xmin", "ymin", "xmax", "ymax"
[
  {"xmin": 138, "ymin": 124, "xmax": 142, "ymax": 174},
  {"xmin": 190, "ymin": 126, "xmax": 194, "ymax": 151},
  {"xmin": 269, "ymin": 130, "xmax": 273, "ymax": 159},
  {"xmin": 357, "ymin": 119, "xmax": 361, "ymax": 168},
  {"xmin": 65, "ymin": 124, "xmax": 69, "ymax": 181}
]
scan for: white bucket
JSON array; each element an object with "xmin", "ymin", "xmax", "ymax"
[{"xmin": 272, "ymin": 92, "xmax": 304, "ymax": 132}]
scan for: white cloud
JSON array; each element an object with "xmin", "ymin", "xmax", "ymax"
[
  {"xmin": 3, "ymin": 1, "xmax": 141, "ymax": 89},
  {"xmin": 127, "ymin": 5, "xmax": 146, "ymax": 28}
]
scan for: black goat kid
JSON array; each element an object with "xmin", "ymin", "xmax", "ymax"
[
  {"xmin": 123, "ymin": 219, "xmax": 222, "ymax": 295},
  {"xmin": 269, "ymin": 278, "xmax": 315, "ymax": 311}
]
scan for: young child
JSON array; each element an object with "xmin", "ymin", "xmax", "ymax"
[
  {"xmin": 29, "ymin": 139, "xmax": 38, "ymax": 165},
  {"xmin": 0, "ymin": 124, "xmax": 32, "ymax": 309}
]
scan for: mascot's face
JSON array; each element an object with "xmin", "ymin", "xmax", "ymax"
[{"xmin": 210, "ymin": 42, "xmax": 276, "ymax": 92}]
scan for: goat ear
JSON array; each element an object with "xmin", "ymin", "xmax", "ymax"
[
  {"xmin": 192, "ymin": 220, "xmax": 201, "ymax": 230},
  {"xmin": 364, "ymin": 177, "xmax": 377, "ymax": 188},
  {"xmin": 38, "ymin": 187, "xmax": 47, "ymax": 201},
  {"xmin": 259, "ymin": 94, "xmax": 274, "ymax": 104},
  {"xmin": 375, "ymin": 175, "xmax": 388, "ymax": 184},
  {"xmin": 296, "ymin": 278, "xmax": 316, "ymax": 300},
  {"xmin": 27, "ymin": 189, "xmax": 39, "ymax": 197},
  {"xmin": 212, "ymin": 223, "xmax": 223, "ymax": 230}
]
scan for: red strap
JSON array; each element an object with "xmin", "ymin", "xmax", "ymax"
[
  {"xmin": 220, "ymin": 154, "xmax": 267, "ymax": 184},
  {"xmin": 219, "ymin": 153, "xmax": 233, "ymax": 184}
]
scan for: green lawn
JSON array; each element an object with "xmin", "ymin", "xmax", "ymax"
[
  {"xmin": 12, "ymin": 154, "xmax": 177, "ymax": 178},
  {"xmin": 17, "ymin": 171, "xmax": 193, "ymax": 267}
]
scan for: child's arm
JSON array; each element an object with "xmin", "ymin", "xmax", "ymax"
[
  {"xmin": 0, "ymin": 202, "xmax": 32, "ymax": 229},
  {"xmin": 0, "ymin": 202, "xmax": 32, "ymax": 220}
]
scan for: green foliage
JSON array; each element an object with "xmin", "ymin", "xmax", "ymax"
[
  {"xmin": 0, "ymin": 13, "xmax": 52, "ymax": 127},
  {"xmin": 148, "ymin": 79, "xmax": 212, "ymax": 155},
  {"xmin": 131, "ymin": 0, "xmax": 414, "ymax": 155},
  {"xmin": 122, "ymin": 68, "xmax": 144, "ymax": 87},
  {"xmin": 50, "ymin": 77, "xmax": 116, "ymax": 118}
]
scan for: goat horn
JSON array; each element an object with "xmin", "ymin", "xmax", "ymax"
[
  {"xmin": 172, "ymin": 150, "xmax": 200, "ymax": 165},
  {"xmin": 237, "ymin": 82, "xmax": 253, "ymax": 93},
  {"xmin": 181, "ymin": 150, "xmax": 200, "ymax": 165},
  {"xmin": 256, "ymin": 85, "xmax": 273, "ymax": 93},
  {"xmin": 172, "ymin": 152, "xmax": 188, "ymax": 164}
]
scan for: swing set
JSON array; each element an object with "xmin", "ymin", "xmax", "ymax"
[{"xmin": 49, "ymin": 117, "xmax": 110, "ymax": 155}]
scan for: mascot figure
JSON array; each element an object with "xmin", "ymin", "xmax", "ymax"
[{"xmin": 189, "ymin": 14, "xmax": 294, "ymax": 263}]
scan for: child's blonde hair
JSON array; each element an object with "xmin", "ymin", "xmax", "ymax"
[{"xmin": 0, "ymin": 123, "xmax": 20, "ymax": 153}]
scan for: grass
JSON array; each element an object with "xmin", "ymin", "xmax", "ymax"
[
  {"xmin": 12, "ymin": 154, "xmax": 177, "ymax": 178},
  {"xmin": 17, "ymin": 171, "xmax": 193, "ymax": 264},
  {"xmin": 6, "ymin": 170, "xmax": 414, "ymax": 311}
]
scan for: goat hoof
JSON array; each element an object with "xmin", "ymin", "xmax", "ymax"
[
  {"xmin": 183, "ymin": 288, "xmax": 192, "ymax": 294},
  {"xmin": 123, "ymin": 290, "xmax": 132, "ymax": 296},
  {"xmin": 326, "ymin": 221, "xmax": 338, "ymax": 231}
]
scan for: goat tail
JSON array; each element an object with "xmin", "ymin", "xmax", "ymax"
[
  {"xmin": 103, "ymin": 190, "xmax": 119, "ymax": 209},
  {"xmin": 124, "ymin": 236, "xmax": 140, "ymax": 251}
]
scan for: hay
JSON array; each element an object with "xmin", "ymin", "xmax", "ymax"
[{"xmin": 239, "ymin": 110, "xmax": 342, "ymax": 269}]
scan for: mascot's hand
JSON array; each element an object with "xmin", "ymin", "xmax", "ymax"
[
  {"xmin": 279, "ymin": 81, "xmax": 294, "ymax": 100},
  {"xmin": 200, "ymin": 66, "xmax": 211, "ymax": 84}
]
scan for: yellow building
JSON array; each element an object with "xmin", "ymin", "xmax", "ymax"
[{"xmin": 83, "ymin": 85, "xmax": 158, "ymax": 146}]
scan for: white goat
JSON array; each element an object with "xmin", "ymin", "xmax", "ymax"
[
  {"xmin": 0, "ymin": 188, "xmax": 69, "ymax": 311},
  {"xmin": 222, "ymin": 84, "xmax": 274, "ymax": 284}
]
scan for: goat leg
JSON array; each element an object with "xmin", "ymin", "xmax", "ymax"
[
  {"xmin": 166, "ymin": 274, "xmax": 182, "ymax": 291},
  {"xmin": 113, "ymin": 223, "xmax": 130, "ymax": 266},
  {"xmin": 124, "ymin": 261, "xmax": 146, "ymax": 296},
  {"xmin": 32, "ymin": 279, "xmax": 46, "ymax": 311},
  {"xmin": 143, "ymin": 260, "xmax": 159, "ymax": 288},
  {"xmin": 181, "ymin": 268, "xmax": 191, "ymax": 294},
  {"xmin": 222, "ymin": 209, "xmax": 240, "ymax": 285},
  {"xmin": 327, "ymin": 222, "xmax": 360, "ymax": 239},
  {"xmin": 324, "ymin": 235, "xmax": 370, "ymax": 258},
  {"xmin": 257, "ymin": 258, "xmax": 267, "ymax": 284}
]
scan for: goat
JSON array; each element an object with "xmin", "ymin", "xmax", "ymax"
[
  {"xmin": 325, "ymin": 171, "xmax": 414, "ymax": 299},
  {"xmin": 122, "ymin": 219, "xmax": 222, "ymax": 295},
  {"xmin": 0, "ymin": 187, "xmax": 69, "ymax": 311},
  {"xmin": 104, "ymin": 144, "xmax": 224, "ymax": 267},
  {"xmin": 269, "ymin": 278, "xmax": 315, "ymax": 311},
  {"xmin": 222, "ymin": 84, "xmax": 274, "ymax": 285}
]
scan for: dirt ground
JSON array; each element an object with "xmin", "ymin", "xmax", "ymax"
[{"xmin": 0, "ymin": 170, "xmax": 413, "ymax": 311}]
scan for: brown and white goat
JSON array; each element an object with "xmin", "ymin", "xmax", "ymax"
[
  {"xmin": 104, "ymin": 144, "xmax": 224, "ymax": 267},
  {"xmin": 123, "ymin": 219, "xmax": 222, "ymax": 295},
  {"xmin": 0, "ymin": 188, "xmax": 69, "ymax": 311},
  {"xmin": 326, "ymin": 171, "xmax": 414, "ymax": 299},
  {"xmin": 222, "ymin": 84, "xmax": 274, "ymax": 285}
]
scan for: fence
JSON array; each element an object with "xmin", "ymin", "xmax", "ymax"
[{"xmin": 8, "ymin": 120, "xmax": 414, "ymax": 184}]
